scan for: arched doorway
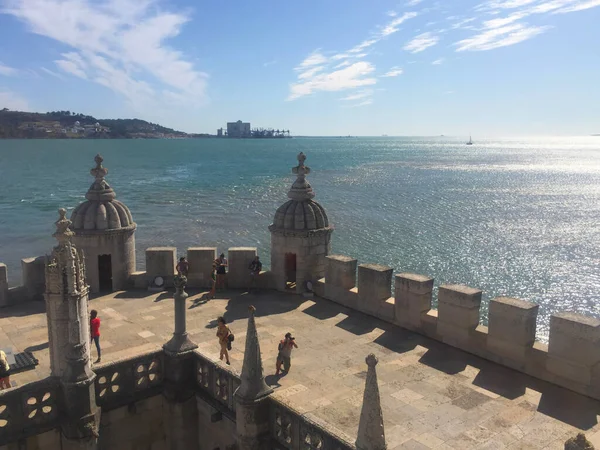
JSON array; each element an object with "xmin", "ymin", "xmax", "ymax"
[
  {"xmin": 98, "ymin": 254, "xmax": 112, "ymax": 292},
  {"xmin": 284, "ymin": 253, "xmax": 296, "ymax": 291}
]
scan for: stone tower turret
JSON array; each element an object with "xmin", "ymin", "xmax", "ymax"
[
  {"xmin": 269, "ymin": 152, "xmax": 333, "ymax": 293},
  {"xmin": 44, "ymin": 208, "xmax": 100, "ymax": 449},
  {"xmin": 70, "ymin": 154, "xmax": 136, "ymax": 293}
]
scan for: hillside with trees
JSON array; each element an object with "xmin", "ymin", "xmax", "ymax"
[{"xmin": 0, "ymin": 108, "xmax": 188, "ymax": 139}]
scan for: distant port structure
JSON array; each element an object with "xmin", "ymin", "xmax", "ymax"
[{"xmin": 218, "ymin": 120, "xmax": 291, "ymax": 138}]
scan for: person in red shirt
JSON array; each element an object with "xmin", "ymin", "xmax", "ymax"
[{"xmin": 90, "ymin": 310, "xmax": 101, "ymax": 364}]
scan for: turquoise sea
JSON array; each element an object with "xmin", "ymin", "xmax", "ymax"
[{"xmin": 1, "ymin": 137, "xmax": 599, "ymax": 339}]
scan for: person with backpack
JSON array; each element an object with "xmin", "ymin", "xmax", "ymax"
[
  {"xmin": 216, "ymin": 316, "xmax": 233, "ymax": 365},
  {"xmin": 276, "ymin": 332, "xmax": 298, "ymax": 375}
]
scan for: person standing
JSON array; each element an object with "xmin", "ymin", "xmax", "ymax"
[
  {"xmin": 216, "ymin": 316, "xmax": 231, "ymax": 365},
  {"xmin": 90, "ymin": 309, "xmax": 101, "ymax": 364},
  {"xmin": 176, "ymin": 257, "xmax": 189, "ymax": 277},
  {"xmin": 0, "ymin": 349, "xmax": 11, "ymax": 390},
  {"xmin": 276, "ymin": 332, "xmax": 298, "ymax": 375},
  {"xmin": 216, "ymin": 253, "xmax": 228, "ymax": 291},
  {"xmin": 248, "ymin": 255, "xmax": 262, "ymax": 293},
  {"xmin": 207, "ymin": 259, "xmax": 218, "ymax": 299}
]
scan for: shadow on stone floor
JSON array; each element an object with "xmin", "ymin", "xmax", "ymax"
[
  {"xmin": 374, "ymin": 327, "xmax": 424, "ymax": 355},
  {"xmin": 335, "ymin": 313, "xmax": 379, "ymax": 335},
  {"xmin": 204, "ymin": 291, "xmax": 305, "ymax": 329},
  {"xmin": 538, "ymin": 386, "xmax": 600, "ymax": 429},
  {"xmin": 0, "ymin": 300, "xmax": 46, "ymax": 318},
  {"xmin": 302, "ymin": 301, "xmax": 345, "ymax": 320},
  {"xmin": 112, "ymin": 290, "xmax": 161, "ymax": 300},
  {"xmin": 25, "ymin": 342, "xmax": 49, "ymax": 352}
]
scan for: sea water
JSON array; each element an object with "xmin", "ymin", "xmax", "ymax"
[{"xmin": 0, "ymin": 136, "xmax": 599, "ymax": 339}]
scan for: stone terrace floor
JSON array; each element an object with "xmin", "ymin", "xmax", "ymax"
[{"xmin": 3, "ymin": 289, "xmax": 600, "ymax": 449}]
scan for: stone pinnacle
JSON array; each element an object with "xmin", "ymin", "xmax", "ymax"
[
  {"xmin": 356, "ymin": 353, "xmax": 387, "ymax": 450},
  {"xmin": 235, "ymin": 305, "xmax": 273, "ymax": 402}
]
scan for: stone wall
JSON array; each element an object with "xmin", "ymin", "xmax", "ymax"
[
  {"xmin": 196, "ymin": 396, "xmax": 237, "ymax": 450},
  {"xmin": 315, "ymin": 253, "xmax": 600, "ymax": 402},
  {"xmin": 98, "ymin": 395, "xmax": 167, "ymax": 450},
  {"xmin": 0, "ymin": 430, "xmax": 61, "ymax": 450},
  {"xmin": 0, "ymin": 258, "xmax": 46, "ymax": 308}
]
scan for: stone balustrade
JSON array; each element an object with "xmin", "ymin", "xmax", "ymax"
[
  {"xmin": 195, "ymin": 351, "xmax": 240, "ymax": 416},
  {"xmin": 0, "ymin": 378, "xmax": 61, "ymax": 445},
  {"xmin": 94, "ymin": 350, "xmax": 164, "ymax": 411},
  {"xmin": 269, "ymin": 399, "xmax": 355, "ymax": 450}
]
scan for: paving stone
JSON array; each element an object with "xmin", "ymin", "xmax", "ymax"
[{"xmin": 1, "ymin": 288, "xmax": 598, "ymax": 447}]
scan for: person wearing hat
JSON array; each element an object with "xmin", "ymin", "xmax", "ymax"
[{"xmin": 276, "ymin": 332, "xmax": 298, "ymax": 375}]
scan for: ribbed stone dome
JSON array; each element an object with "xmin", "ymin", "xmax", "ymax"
[
  {"xmin": 270, "ymin": 152, "xmax": 330, "ymax": 232},
  {"xmin": 273, "ymin": 199, "xmax": 329, "ymax": 231},
  {"xmin": 70, "ymin": 154, "xmax": 135, "ymax": 231},
  {"xmin": 71, "ymin": 199, "xmax": 134, "ymax": 230}
]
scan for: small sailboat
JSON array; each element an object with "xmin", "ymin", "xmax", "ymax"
[{"xmin": 466, "ymin": 135, "xmax": 473, "ymax": 145}]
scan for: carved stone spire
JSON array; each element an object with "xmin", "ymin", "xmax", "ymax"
[
  {"xmin": 86, "ymin": 154, "xmax": 116, "ymax": 202},
  {"xmin": 46, "ymin": 208, "xmax": 88, "ymax": 297},
  {"xmin": 235, "ymin": 305, "xmax": 273, "ymax": 402},
  {"xmin": 287, "ymin": 152, "xmax": 315, "ymax": 201},
  {"xmin": 356, "ymin": 354, "xmax": 386, "ymax": 450}
]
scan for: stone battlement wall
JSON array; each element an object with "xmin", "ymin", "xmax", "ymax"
[
  {"xmin": 314, "ymin": 254, "xmax": 600, "ymax": 402},
  {"xmin": 3, "ymin": 246, "xmax": 599, "ymax": 404}
]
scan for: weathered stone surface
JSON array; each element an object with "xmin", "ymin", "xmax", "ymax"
[
  {"xmin": 488, "ymin": 297, "xmax": 539, "ymax": 346},
  {"xmin": 438, "ymin": 284, "xmax": 482, "ymax": 308},
  {"xmin": 228, "ymin": 248, "xmax": 257, "ymax": 289},
  {"xmin": 394, "ymin": 273, "xmax": 433, "ymax": 330},
  {"xmin": 358, "ymin": 264, "xmax": 393, "ymax": 304},
  {"xmin": 163, "ymin": 276, "xmax": 197, "ymax": 355},
  {"xmin": 186, "ymin": 247, "xmax": 217, "ymax": 288},
  {"xmin": 325, "ymin": 255, "xmax": 357, "ymax": 290},
  {"xmin": 145, "ymin": 247, "xmax": 176, "ymax": 288},
  {"xmin": 356, "ymin": 354, "xmax": 386, "ymax": 450},
  {"xmin": 22, "ymin": 256, "xmax": 46, "ymax": 301},
  {"xmin": 548, "ymin": 312, "xmax": 600, "ymax": 366},
  {"xmin": 0, "ymin": 262, "xmax": 9, "ymax": 307}
]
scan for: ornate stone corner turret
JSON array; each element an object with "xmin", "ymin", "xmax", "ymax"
[
  {"xmin": 45, "ymin": 209, "xmax": 100, "ymax": 449},
  {"xmin": 235, "ymin": 305, "xmax": 273, "ymax": 403},
  {"xmin": 234, "ymin": 306, "xmax": 273, "ymax": 450},
  {"xmin": 356, "ymin": 354, "xmax": 387, "ymax": 450},
  {"xmin": 565, "ymin": 433, "xmax": 594, "ymax": 450},
  {"xmin": 163, "ymin": 275, "xmax": 198, "ymax": 355}
]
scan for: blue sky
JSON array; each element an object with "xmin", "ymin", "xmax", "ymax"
[{"xmin": 0, "ymin": 0, "xmax": 599, "ymax": 136}]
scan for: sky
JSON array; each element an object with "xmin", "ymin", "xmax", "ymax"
[{"xmin": 0, "ymin": 0, "xmax": 599, "ymax": 136}]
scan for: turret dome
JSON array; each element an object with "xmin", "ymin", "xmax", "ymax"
[
  {"xmin": 70, "ymin": 154, "xmax": 135, "ymax": 231},
  {"xmin": 270, "ymin": 152, "xmax": 330, "ymax": 232}
]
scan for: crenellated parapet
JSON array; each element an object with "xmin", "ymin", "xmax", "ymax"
[{"xmin": 315, "ymin": 253, "xmax": 600, "ymax": 402}]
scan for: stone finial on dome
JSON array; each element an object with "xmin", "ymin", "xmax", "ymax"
[
  {"xmin": 288, "ymin": 152, "xmax": 315, "ymax": 201},
  {"xmin": 86, "ymin": 154, "xmax": 116, "ymax": 202},
  {"xmin": 53, "ymin": 208, "xmax": 74, "ymax": 245}
]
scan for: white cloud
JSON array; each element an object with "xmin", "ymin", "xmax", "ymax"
[
  {"xmin": 381, "ymin": 66, "xmax": 404, "ymax": 77},
  {"xmin": 334, "ymin": 60, "xmax": 353, "ymax": 69},
  {"xmin": 352, "ymin": 99, "xmax": 373, "ymax": 107},
  {"xmin": 297, "ymin": 66, "xmax": 325, "ymax": 80},
  {"xmin": 406, "ymin": 0, "xmax": 424, "ymax": 5},
  {"xmin": 40, "ymin": 67, "xmax": 65, "ymax": 79},
  {"xmin": 553, "ymin": 0, "xmax": 600, "ymax": 13},
  {"xmin": 380, "ymin": 12, "xmax": 419, "ymax": 37},
  {"xmin": 483, "ymin": 12, "xmax": 529, "ymax": 28},
  {"xmin": 404, "ymin": 32, "xmax": 440, "ymax": 53},
  {"xmin": 297, "ymin": 51, "xmax": 328, "ymax": 68},
  {"xmin": 0, "ymin": 90, "xmax": 29, "ymax": 110},
  {"xmin": 0, "ymin": 62, "xmax": 18, "ymax": 76},
  {"xmin": 432, "ymin": 58, "xmax": 445, "ymax": 65},
  {"xmin": 288, "ymin": 61, "xmax": 376, "ymax": 100},
  {"xmin": 455, "ymin": 23, "xmax": 550, "ymax": 51},
  {"xmin": 340, "ymin": 89, "xmax": 373, "ymax": 101},
  {"xmin": 263, "ymin": 60, "xmax": 277, "ymax": 67},
  {"xmin": 2, "ymin": 0, "xmax": 208, "ymax": 113},
  {"xmin": 386, "ymin": 10, "xmax": 398, "ymax": 17}
]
